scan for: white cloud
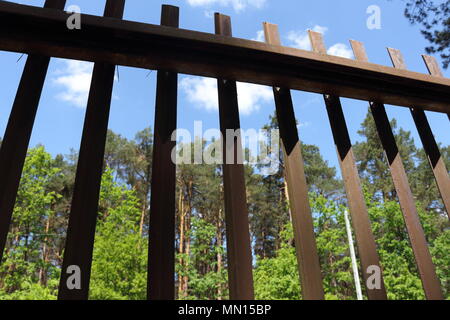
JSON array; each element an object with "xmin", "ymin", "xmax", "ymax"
[
  {"xmin": 180, "ymin": 77, "xmax": 218, "ymax": 112},
  {"xmin": 180, "ymin": 76, "xmax": 273, "ymax": 115},
  {"xmin": 327, "ymin": 43, "xmax": 354, "ymax": 59},
  {"xmin": 52, "ymin": 60, "xmax": 120, "ymax": 107},
  {"xmin": 236, "ymin": 82, "xmax": 273, "ymax": 115},
  {"xmin": 287, "ymin": 25, "xmax": 328, "ymax": 50},
  {"xmin": 52, "ymin": 60, "xmax": 93, "ymax": 108},
  {"xmin": 185, "ymin": 0, "xmax": 266, "ymax": 13},
  {"xmin": 297, "ymin": 122, "xmax": 310, "ymax": 129},
  {"xmin": 252, "ymin": 30, "xmax": 265, "ymax": 42},
  {"xmin": 286, "ymin": 25, "xmax": 353, "ymax": 59},
  {"xmin": 204, "ymin": 10, "xmax": 214, "ymax": 18}
]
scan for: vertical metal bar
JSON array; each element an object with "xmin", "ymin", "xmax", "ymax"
[
  {"xmin": 214, "ymin": 13, "xmax": 254, "ymax": 300},
  {"xmin": 147, "ymin": 5, "xmax": 179, "ymax": 301},
  {"xmin": 412, "ymin": 55, "xmax": 450, "ymax": 219},
  {"xmin": 421, "ymin": 54, "xmax": 448, "ymax": 128},
  {"xmin": 411, "ymin": 108, "xmax": 450, "ymax": 218},
  {"xmin": 58, "ymin": 0, "xmax": 125, "ymax": 300},
  {"xmin": 422, "ymin": 55, "xmax": 444, "ymax": 77},
  {"xmin": 0, "ymin": 0, "xmax": 67, "ymax": 263},
  {"xmin": 410, "ymin": 108, "xmax": 450, "ymax": 220},
  {"xmin": 263, "ymin": 23, "xmax": 324, "ymax": 300},
  {"xmin": 308, "ymin": 32, "xmax": 387, "ymax": 300},
  {"xmin": 351, "ymin": 41, "xmax": 443, "ymax": 300}
]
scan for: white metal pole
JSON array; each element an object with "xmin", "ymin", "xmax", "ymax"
[{"xmin": 344, "ymin": 210, "xmax": 363, "ymax": 300}]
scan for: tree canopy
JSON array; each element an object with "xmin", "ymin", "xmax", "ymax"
[{"xmin": 402, "ymin": 0, "xmax": 450, "ymax": 68}]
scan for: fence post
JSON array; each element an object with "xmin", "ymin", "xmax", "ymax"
[
  {"xmin": 58, "ymin": 0, "xmax": 126, "ymax": 300},
  {"xmin": 411, "ymin": 54, "xmax": 450, "ymax": 220},
  {"xmin": 0, "ymin": 0, "xmax": 67, "ymax": 264},
  {"xmin": 214, "ymin": 13, "xmax": 254, "ymax": 300},
  {"xmin": 308, "ymin": 32, "xmax": 387, "ymax": 300},
  {"xmin": 350, "ymin": 40, "xmax": 443, "ymax": 300},
  {"xmin": 263, "ymin": 23, "xmax": 324, "ymax": 300},
  {"xmin": 147, "ymin": 4, "xmax": 179, "ymax": 300}
]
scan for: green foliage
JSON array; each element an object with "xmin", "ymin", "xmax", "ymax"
[
  {"xmin": 431, "ymin": 230, "xmax": 450, "ymax": 298},
  {"xmin": 0, "ymin": 279, "xmax": 59, "ymax": 300},
  {"xmin": 0, "ymin": 153, "xmax": 147, "ymax": 300},
  {"xmin": 254, "ymin": 224, "xmax": 301, "ymax": 300},
  {"xmin": 89, "ymin": 169, "xmax": 147, "ymax": 300},
  {"xmin": 367, "ymin": 200, "xmax": 424, "ymax": 300},
  {"xmin": 0, "ymin": 147, "xmax": 61, "ymax": 299},
  {"xmin": 179, "ymin": 218, "xmax": 227, "ymax": 300},
  {"xmin": 354, "ymin": 111, "xmax": 418, "ymax": 202},
  {"xmin": 254, "ymin": 195, "xmax": 356, "ymax": 300},
  {"xmin": 311, "ymin": 195, "xmax": 356, "ymax": 300},
  {"xmin": 250, "ymin": 112, "xmax": 342, "ymax": 260}
]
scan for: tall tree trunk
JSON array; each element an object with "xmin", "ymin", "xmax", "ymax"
[
  {"xmin": 139, "ymin": 182, "xmax": 150, "ymax": 237},
  {"xmin": 178, "ymin": 186, "xmax": 185, "ymax": 299},
  {"xmin": 181, "ymin": 180, "xmax": 193, "ymax": 297},
  {"xmin": 216, "ymin": 208, "xmax": 223, "ymax": 300},
  {"xmin": 24, "ymin": 224, "xmax": 29, "ymax": 262},
  {"xmin": 284, "ymin": 178, "xmax": 292, "ymax": 223},
  {"xmin": 139, "ymin": 200, "xmax": 146, "ymax": 237},
  {"xmin": 39, "ymin": 215, "xmax": 51, "ymax": 286}
]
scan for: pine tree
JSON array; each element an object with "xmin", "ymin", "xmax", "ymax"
[{"xmin": 403, "ymin": 0, "xmax": 450, "ymax": 68}]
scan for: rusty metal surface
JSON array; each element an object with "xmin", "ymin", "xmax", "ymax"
[
  {"xmin": 310, "ymin": 32, "xmax": 387, "ymax": 300},
  {"xmin": 387, "ymin": 49, "xmax": 450, "ymax": 220},
  {"xmin": 323, "ymin": 95, "xmax": 388, "ymax": 300},
  {"xmin": 410, "ymin": 108, "xmax": 450, "ymax": 220},
  {"xmin": 352, "ymin": 41, "xmax": 443, "ymax": 300},
  {"xmin": 147, "ymin": 5, "xmax": 179, "ymax": 300},
  {"xmin": 370, "ymin": 103, "xmax": 443, "ymax": 300},
  {"xmin": 215, "ymin": 13, "xmax": 254, "ymax": 300},
  {"xmin": 421, "ymin": 55, "xmax": 450, "ymax": 121},
  {"xmin": 422, "ymin": 55, "xmax": 444, "ymax": 77},
  {"xmin": 0, "ymin": 0, "xmax": 66, "ymax": 264},
  {"xmin": 57, "ymin": 0, "xmax": 125, "ymax": 300},
  {"xmin": 263, "ymin": 22, "xmax": 324, "ymax": 300}
]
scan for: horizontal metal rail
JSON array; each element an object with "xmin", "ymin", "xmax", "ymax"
[{"xmin": 0, "ymin": 1, "xmax": 449, "ymax": 113}]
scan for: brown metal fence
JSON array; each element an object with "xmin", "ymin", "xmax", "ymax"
[{"xmin": 0, "ymin": 0, "xmax": 448, "ymax": 300}]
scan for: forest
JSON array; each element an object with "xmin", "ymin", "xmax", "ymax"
[{"xmin": 0, "ymin": 109, "xmax": 448, "ymax": 300}]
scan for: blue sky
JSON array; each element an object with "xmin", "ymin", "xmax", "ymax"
[{"xmin": 0, "ymin": 0, "xmax": 449, "ymax": 175}]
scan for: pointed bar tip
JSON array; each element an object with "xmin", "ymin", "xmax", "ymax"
[
  {"xmin": 387, "ymin": 47, "xmax": 407, "ymax": 70},
  {"xmin": 161, "ymin": 4, "xmax": 179, "ymax": 27},
  {"xmin": 308, "ymin": 30, "xmax": 326, "ymax": 54},
  {"xmin": 349, "ymin": 40, "xmax": 369, "ymax": 63},
  {"xmin": 263, "ymin": 22, "xmax": 281, "ymax": 46},
  {"xmin": 214, "ymin": 12, "xmax": 232, "ymax": 36},
  {"xmin": 422, "ymin": 54, "xmax": 444, "ymax": 77}
]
